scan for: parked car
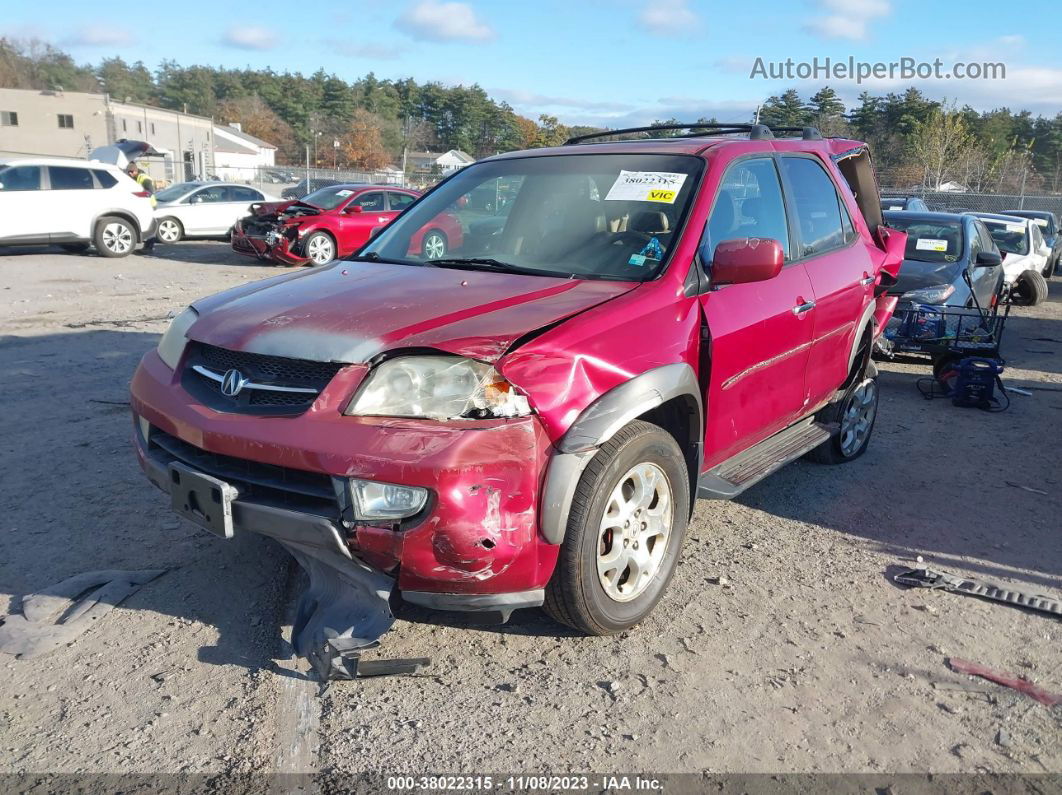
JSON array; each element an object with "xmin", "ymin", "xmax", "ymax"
[
  {"xmin": 1003, "ymin": 209, "xmax": 1060, "ymax": 275},
  {"xmin": 153, "ymin": 182, "xmax": 280, "ymax": 243},
  {"xmin": 280, "ymin": 178, "xmax": 341, "ymax": 200},
  {"xmin": 969, "ymin": 212, "xmax": 1050, "ymax": 305},
  {"xmin": 881, "ymin": 195, "xmax": 929, "ymax": 212},
  {"xmin": 231, "ymin": 183, "xmax": 462, "ymax": 266},
  {"xmin": 0, "ymin": 157, "xmax": 155, "ymax": 258},
  {"xmin": 130, "ymin": 123, "xmax": 904, "ymax": 672},
  {"xmin": 883, "ymin": 211, "xmax": 1004, "ymax": 309}
]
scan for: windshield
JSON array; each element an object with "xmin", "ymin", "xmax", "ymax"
[
  {"xmin": 155, "ymin": 182, "xmax": 199, "ymax": 202},
  {"xmin": 885, "ymin": 217, "xmax": 963, "ymax": 263},
  {"xmin": 1006, "ymin": 211, "xmax": 1057, "ymax": 236},
  {"xmin": 300, "ymin": 185, "xmax": 357, "ymax": 210},
  {"xmin": 362, "ymin": 153, "xmax": 703, "ymax": 281},
  {"xmin": 984, "ymin": 220, "xmax": 1029, "ymax": 255}
]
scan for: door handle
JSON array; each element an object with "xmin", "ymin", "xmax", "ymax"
[
  {"xmin": 792, "ymin": 300, "xmax": 816, "ymax": 315},
  {"xmin": 860, "ymin": 274, "xmax": 875, "ymax": 286}
]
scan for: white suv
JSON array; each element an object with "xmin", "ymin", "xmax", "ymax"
[{"xmin": 0, "ymin": 157, "xmax": 156, "ymax": 258}]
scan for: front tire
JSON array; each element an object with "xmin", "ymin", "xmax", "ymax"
[
  {"xmin": 156, "ymin": 217, "xmax": 183, "ymax": 243},
  {"xmin": 303, "ymin": 231, "xmax": 335, "ymax": 266},
  {"xmin": 93, "ymin": 216, "xmax": 136, "ymax": 258},
  {"xmin": 544, "ymin": 420, "xmax": 690, "ymax": 636},
  {"xmin": 421, "ymin": 229, "xmax": 447, "ymax": 260},
  {"xmin": 1012, "ymin": 269, "xmax": 1048, "ymax": 306}
]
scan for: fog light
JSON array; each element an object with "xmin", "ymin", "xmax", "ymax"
[{"xmin": 350, "ymin": 479, "xmax": 428, "ymax": 521}]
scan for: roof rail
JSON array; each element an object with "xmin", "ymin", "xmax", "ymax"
[{"xmin": 564, "ymin": 122, "xmax": 823, "ymax": 145}]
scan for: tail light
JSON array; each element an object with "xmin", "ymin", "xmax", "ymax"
[{"xmin": 133, "ymin": 190, "xmax": 150, "ymax": 198}]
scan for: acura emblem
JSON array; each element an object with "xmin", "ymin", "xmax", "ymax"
[{"xmin": 220, "ymin": 368, "xmax": 248, "ymax": 397}]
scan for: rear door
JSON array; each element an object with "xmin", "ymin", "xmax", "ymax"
[
  {"xmin": 181, "ymin": 185, "xmax": 230, "ymax": 234},
  {"xmin": 779, "ymin": 155, "xmax": 873, "ymax": 409},
  {"xmin": 47, "ymin": 165, "xmax": 100, "ymax": 240},
  {"xmin": 0, "ymin": 165, "xmax": 49, "ymax": 242},
  {"xmin": 223, "ymin": 186, "xmax": 264, "ymax": 232},
  {"xmin": 699, "ymin": 156, "xmax": 816, "ymax": 466}
]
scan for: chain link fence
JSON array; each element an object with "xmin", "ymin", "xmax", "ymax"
[
  {"xmin": 880, "ymin": 186, "xmax": 1062, "ymax": 218},
  {"xmin": 182, "ymin": 164, "xmax": 446, "ymax": 200}
]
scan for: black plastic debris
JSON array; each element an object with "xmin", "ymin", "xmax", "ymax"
[{"xmin": 894, "ymin": 563, "xmax": 1060, "ymax": 618}]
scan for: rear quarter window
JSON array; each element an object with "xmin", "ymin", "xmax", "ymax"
[
  {"xmin": 49, "ymin": 166, "xmax": 94, "ymax": 190},
  {"xmin": 94, "ymin": 170, "xmax": 118, "ymax": 189}
]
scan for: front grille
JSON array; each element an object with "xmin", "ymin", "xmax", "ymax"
[
  {"xmin": 182, "ymin": 342, "xmax": 345, "ymax": 416},
  {"xmin": 149, "ymin": 428, "xmax": 339, "ymax": 516}
]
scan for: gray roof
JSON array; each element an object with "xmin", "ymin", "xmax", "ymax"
[{"xmin": 215, "ymin": 124, "xmax": 277, "ymax": 150}]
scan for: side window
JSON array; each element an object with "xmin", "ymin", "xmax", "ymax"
[
  {"xmin": 190, "ymin": 186, "xmax": 226, "ymax": 203},
  {"xmin": 227, "ymin": 186, "xmax": 260, "ymax": 202},
  {"xmin": 1032, "ymin": 224, "xmax": 1043, "ymax": 248},
  {"xmin": 94, "ymin": 170, "xmax": 118, "ymax": 189},
  {"xmin": 703, "ymin": 157, "xmax": 790, "ymax": 261},
  {"xmin": 968, "ymin": 221, "xmax": 982, "ymax": 262},
  {"xmin": 839, "ymin": 195, "xmax": 855, "ymax": 243},
  {"xmin": 0, "ymin": 165, "xmax": 42, "ymax": 191},
  {"xmin": 387, "ymin": 191, "xmax": 415, "ymax": 212},
  {"xmin": 779, "ymin": 157, "xmax": 846, "ymax": 257},
  {"xmin": 976, "ymin": 221, "xmax": 996, "ymax": 254},
  {"xmin": 48, "ymin": 167, "xmax": 94, "ymax": 190},
  {"xmin": 353, "ymin": 192, "xmax": 385, "ymax": 212}
]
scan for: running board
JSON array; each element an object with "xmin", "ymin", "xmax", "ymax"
[{"xmin": 697, "ymin": 419, "xmax": 831, "ymax": 500}]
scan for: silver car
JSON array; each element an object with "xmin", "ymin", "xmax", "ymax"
[{"xmin": 153, "ymin": 182, "xmax": 279, "ymax": 242}]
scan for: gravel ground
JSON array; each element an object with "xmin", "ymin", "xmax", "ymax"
[{"xmin": 1, "ymin": 242, "xmax": 1059, "ymax": 779}]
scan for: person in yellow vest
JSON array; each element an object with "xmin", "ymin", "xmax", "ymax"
[{"xmin": 126, "ymin": 161, "xmax": 157, "ymax": 252}]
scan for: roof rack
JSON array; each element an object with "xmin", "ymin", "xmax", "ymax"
[{"xmin": 564, "ymin": 122, "xmax": 823, "ymax": 145}]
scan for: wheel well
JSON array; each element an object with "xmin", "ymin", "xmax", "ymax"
[
  {"xmin": 637, "ymin": 395, "xmax": 701, "ymax": 516},
  {"xmin": 841, "ymin": 323, "xmax": 874, "ymax": 391},
  {"xmin": 94, "ymin": 211, "xmax": 143, "ymax": 242}
]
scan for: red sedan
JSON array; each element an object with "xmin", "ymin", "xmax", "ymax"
[{"xmin": 231, "ymin": 183, "xmax": 462, "ymax": 266}]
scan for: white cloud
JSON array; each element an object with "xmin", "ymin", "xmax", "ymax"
[
  {"xmin": 64, "ymin": 25, "xmax": 133, "ymax": 47},
  {"xmin": 490, "ymin": 88, "xmax": 635, "ymax": 113},
  {"xmin": 639, "ymin": 0, "xmax": 701, "ymax": 35},
  {"xmin": 806, "ymin": 0, "xmax": 891, "ymax": 41},
  {"xmin": 394, "ymin": 1, "xmax": 495, "ymax": 43},
  {"xmin": 221, "ymin": 25, "xmax": 278, "ymax": 51}
]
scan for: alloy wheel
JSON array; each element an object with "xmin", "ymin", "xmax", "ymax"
[
  {"xmin": 839, "ymin": 379, "xmax": 877, "ymax": 457},
  {"xmin": 596, "ymin": 462, "xmax": 673, "ymax": 603},
  {"xmin": 157, "ymin": 219, "xmax": 181, "ymax": 243},
  {"xmin": 101, "ymin": 222, "xmax": 133, "ymax": 255},
  {"xmin": 423, "ymin": 232, "xmax": 446, "ymax": 260},
  {"xmin": 306, "ymin": 235, "xmax": 334, "ymax": 265}
]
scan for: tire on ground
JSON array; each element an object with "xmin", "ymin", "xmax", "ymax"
[
  {"xmin": 544, "ymin": 420, "xmax": 690, "ymax": 636},
  {"xmin": 93, "ymin": 216, "xmax": 136, "ymax": 258},
  {"xmin": 421, "ymin": 229, "xmax": 448, "ymax": 260},
  {"xmin": 156, "ymin": 217, "xmax": 183, "ymax": 243},
  {"xmin": 1012, "ymin": 269, "xmax": 1048, "ymax": 306},
  {"xmin": 303, "ymin": 231, "xmax": 335, "ymax": 265}
]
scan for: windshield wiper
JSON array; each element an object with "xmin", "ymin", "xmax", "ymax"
[
  {"xmin": 346, "ymin": 251, "xmax": 420, "ymax": 266},
  {"xmin": 428, "ymin": 257, "xmax": 574, "ymax": 278}
]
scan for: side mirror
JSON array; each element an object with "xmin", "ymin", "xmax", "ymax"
[
  {"xmin": 974, "ymin": 250, "xmax": 1002, "ymax": 268},
  {"xmin": 347, "ymin": 204, "xmax": 363, "ymax": 214},
  {"xmin": 709, "ymin": 238, "xmax": 785, "ymax": 285}
]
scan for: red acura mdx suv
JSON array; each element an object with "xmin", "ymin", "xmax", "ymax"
[{"xmin": 132, "ymin": 123, "xmax": 905, "ymax": 677}]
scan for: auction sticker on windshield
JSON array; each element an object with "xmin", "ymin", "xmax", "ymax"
[
  {"xmin": 606, "ymin": 170, "xmax": 687, "ymax": 203},
  {"xmin": 915, "ymin": 238, "xmax": 949, "ymax": 252}
]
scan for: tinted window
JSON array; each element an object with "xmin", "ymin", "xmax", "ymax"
[
  {"xmin": 839, "ymin": 197, "xmax": 855, "ymax": 243},
  {"xmin": 227, "ymin": 186, "xmax": 261, "ymax": 202},
  {"xmin": 968, "ymin": 221, "xmax": 982, "ymax": 262},
  {"xmin": 49, "ymin": 166, "xmax": 94, "ymax": 190},
  {"xmin": 705, "ymin": 158, "xmax": 789, "ymax": 260},
  {"xmin": 976, "ymin": 221, "xmax": 996, "ymax": 254},
  {"xmin": 353, "ymin": 192, "xmax": 385, "ymax": 212},
  {"xmin": 984, "ymin": 221, "xmax": 1029, "ymax": 255},
  {"xmin": 388, "ymin": 191, "xmax": 416, "ymax": 211},
  {"xmin": 780, "ymin": 157, "xmax": 845, "ymax": 257},
  {"xmin": 94, "ymin": 170, "xmax": 117, "ymax": 189},
  {"xmin": 189, "ymin": 186, "xmax": 227, "ymax": 203},
  {"xmin": 0, "ymin": 165, "xmax": 41, "ymax": 191}
]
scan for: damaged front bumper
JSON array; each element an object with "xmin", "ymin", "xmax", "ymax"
[
  {"xmin": 131, "ymin": 350, "xmax": 557, "ymax": 620},
  {"xmin": 231, "ymin": 223, "xmax": 308, "ymax": 266}
]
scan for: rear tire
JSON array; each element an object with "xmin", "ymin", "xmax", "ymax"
[
  {"xmin": 93, "ymin": 216, "xmax": 136, "ymax": 258},
  {"xmin": 806, "ymin": 377, "xmax": 879, "ymax": 464},
  {"xmin": 1012, "ymin": 269, "xmax": 1048, "ymax": 306},
  {"xmin": 543, "ymin": 420, "xmax": 690, "ymax": 636},
  {"xmin": 156, "ymin": 217, "xmax": 183, "ymax": 243}
]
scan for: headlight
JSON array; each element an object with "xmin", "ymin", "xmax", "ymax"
[
  {"xmin": 156, "ymin": 307, "xmax": 198, "ymax": 370},
  {"xmin": 345, "ymin": 356, "xmax": 532, "ymax": 420},
  {"xmin": 901, "ymin": 284, "xmax": 955, "ymax": 304},
  {"xmin": 350, "ymin": 478, "xmax": 428, "ymax": 521}
]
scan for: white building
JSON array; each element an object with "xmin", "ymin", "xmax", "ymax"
[
  {"xmin": 212, "ymin": 122, "xmax": 277, "ymax": 182},
  {"xmin": 406, "ymin": 149, "xmax": 475, "ymax": 175}
]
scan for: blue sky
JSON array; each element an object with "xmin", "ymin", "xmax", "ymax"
[{"xmin": 4, "ymin": 0, "xmax": 1060, "ymax": 124}]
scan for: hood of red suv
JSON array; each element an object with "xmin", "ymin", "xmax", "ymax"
[{"xmin": 188, "ymin": 261, "xmax": 636, "ymax": 363}]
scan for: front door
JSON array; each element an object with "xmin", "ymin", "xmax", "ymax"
[
  {"xmin": 698, "ymin": 156, "xmax": 816, "ymax": 467},
  {"xmin": 335, "ymin": 190, "xmax": 392, "ymax": 254}
]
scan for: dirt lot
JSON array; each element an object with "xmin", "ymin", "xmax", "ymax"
[{"xmin": 1, "ymin": 242, "xmax": 1059, "ymax": 780}]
